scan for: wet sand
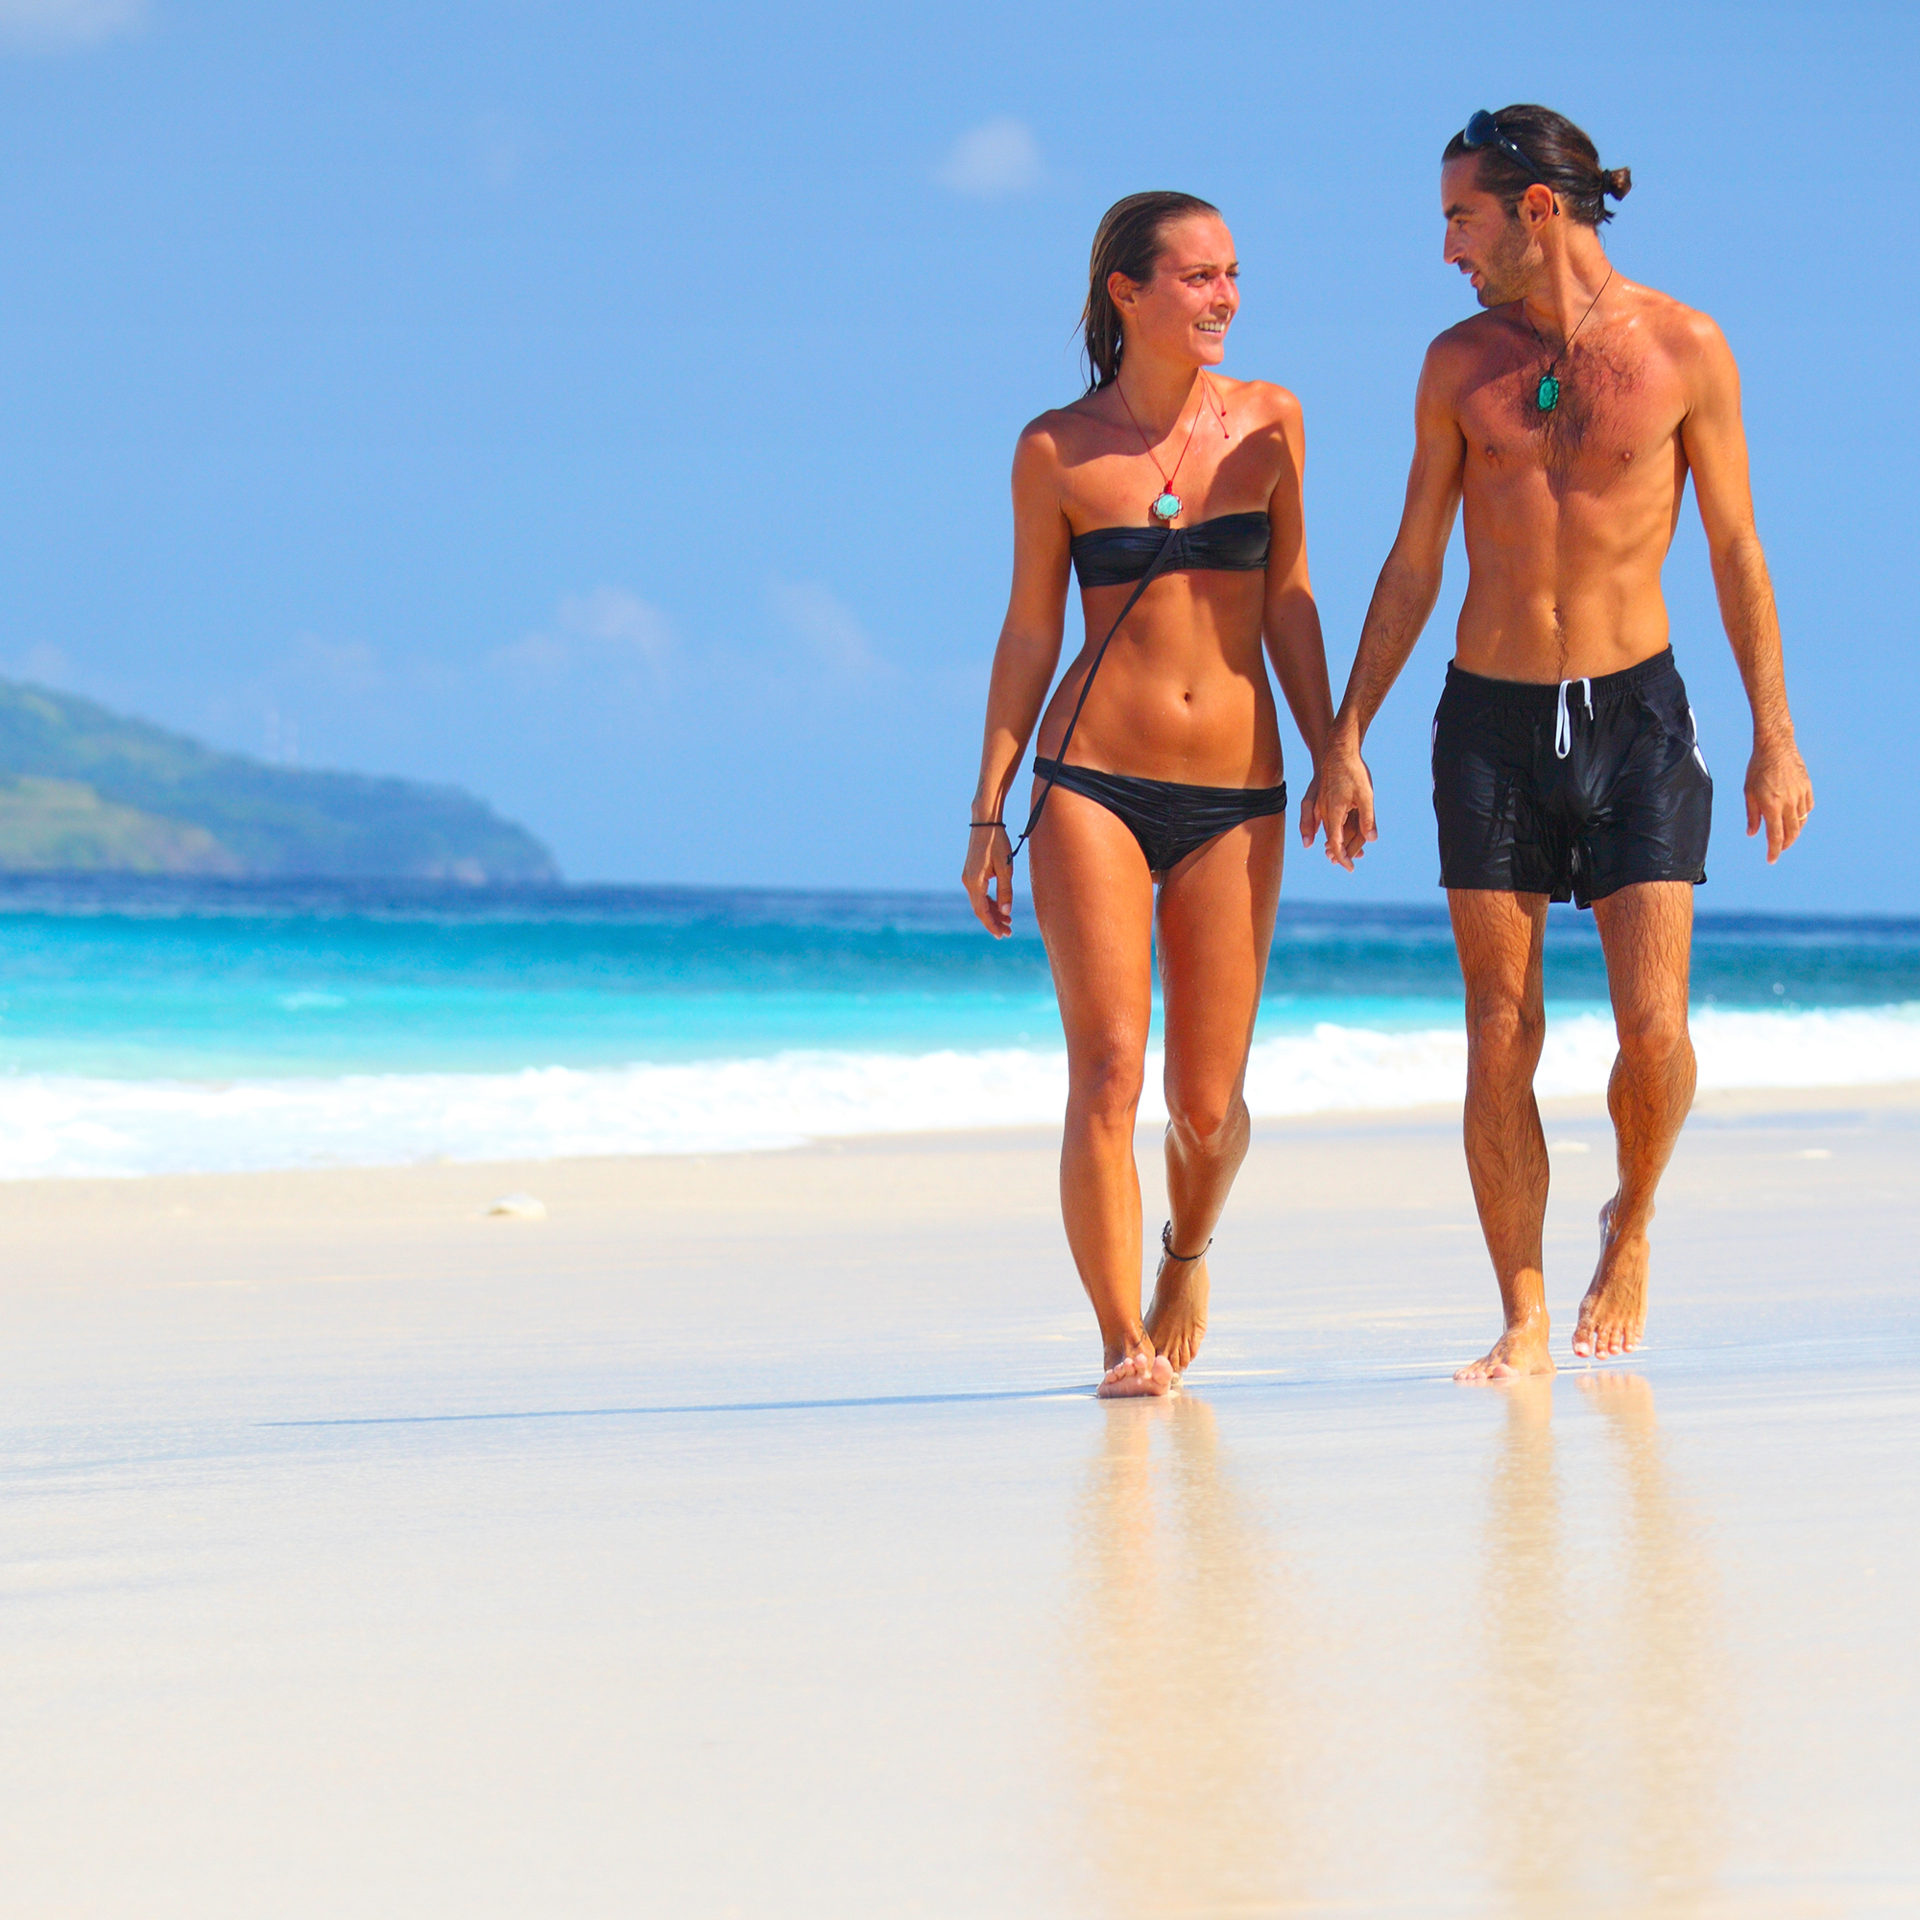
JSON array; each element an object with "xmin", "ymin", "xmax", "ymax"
[{"xmin": 2, "ymin": 1089, "xmax": 1917, "ymax": 1915}]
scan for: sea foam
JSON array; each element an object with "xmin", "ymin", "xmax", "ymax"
[{"xmin": 1, "ymin": 1004, "xmax": 1916, "ymax": 1180}]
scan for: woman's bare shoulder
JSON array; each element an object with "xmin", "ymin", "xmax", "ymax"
[
  {"xmin": 1018, "ymin": 395, "xmax": 1109, "ymax": 454},
  {"xmin": 1216, "ymin": 376, "xmax": 1304, "ymax": 431}
]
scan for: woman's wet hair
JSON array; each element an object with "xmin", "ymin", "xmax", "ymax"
[
  {"xmin": 1081, "ymin": 191, "xmax": 1221, "ymax": 391},
  {"xmin": 1444, "ymin": 105, "xmax": 1631, "ymax": 228}
]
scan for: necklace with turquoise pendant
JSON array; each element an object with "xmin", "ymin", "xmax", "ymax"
[
  {"xmin": 1525, "ymin": 266, "xmax": 1613, "ymax": 415},
  {"xmin": 1114, "ymin": 371, "xmax": 1227, "ymax": 523}
]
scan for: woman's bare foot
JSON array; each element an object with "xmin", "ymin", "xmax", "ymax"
[
  {"xmin": 1573, "ymin": 1198, "xmax": 1650, "ymax": 1359},
  {"xmin": 1098, "ymin": 1336, "xmax": 1175, "ymax": 1398},
  {"xmin": 1143, "ymin": 1246, "xmax": 1210, "ymax": 1378},
  {"xmin": 1454, "ymin": 1311, "xmax": 1555, "ymax": 1383}
]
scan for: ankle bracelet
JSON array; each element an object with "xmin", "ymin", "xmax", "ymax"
[{"xmin": 1160, "ymin": 1220, "xmax": 1213, "ymax": 1265}]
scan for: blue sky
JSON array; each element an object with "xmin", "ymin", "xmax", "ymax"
[{"xmin": 2, "ymin": 0, "xmax": 1913, "ymax": 908}]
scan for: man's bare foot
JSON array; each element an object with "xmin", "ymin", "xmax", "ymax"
[
  {"xmin": 1098, "ymin": 1338, "xmax": 1175, "ymax": 1398},
  {"xmin": 1573, "ymin": 1198, "xmax": 1650, "ymax": 1359},
  {"xmin": 1143, "ymin": 1245, "xmax": 1210, "ymax": 1378},
  {"xmin": 1454, "ymin": 1312, "xmax": 1555, "ymax": 1383}
]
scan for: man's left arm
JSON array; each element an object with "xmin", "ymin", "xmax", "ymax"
[{"xmin": 1679, "ymin": 313, "xmax": 1814, "ymax": 863}]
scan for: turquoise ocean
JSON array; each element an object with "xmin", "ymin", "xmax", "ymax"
[{"xmin": 2, "ymin": 876, "xmax": 1917, "ymax": 1178}]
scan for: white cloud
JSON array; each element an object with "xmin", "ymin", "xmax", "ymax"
[
  {"xmin": 768, "ymin": 580, "xmax": 882, "ymax": 675},
  {"xmin": 936, "ymin": 118, "xmax": 1044, "ymax": 198},
  {"xmin": 2, "ymin": 642, "xmax": 79, "ymax": 687},
  {"xmin": 492, "ymin": 587, "xmax": 674, "ymax": 678},
  {"xmin": 473, "ymin": 112, "xmax": 533, "ymax": 189},
  {"xmin": 0, "ymin": 0, "xmax": 147, "ymax": 50},
  {"xmin": 491, "ymin": 630, "xmax": 570, "ymax": 674},
  {"xmin": 560, "ymin": 587, "xmax": 673, "ymax": 662},
  {"xmin": 287, "ymin": 634, "xmax": 384, "ymax": 691}
]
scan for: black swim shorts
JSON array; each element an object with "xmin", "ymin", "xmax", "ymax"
[{"xmin": 1431, "ymin": 647, "xmax": 1712, "ymax": 909}]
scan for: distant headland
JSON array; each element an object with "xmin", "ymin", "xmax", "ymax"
[{"xmin": 0, "ymin": 680, "xmax": 559, "ymax": 882}]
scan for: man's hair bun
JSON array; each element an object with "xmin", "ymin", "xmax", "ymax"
[{"xmin": 1442, "ymin": 106, "xmax": 1631, "ymax": 227}]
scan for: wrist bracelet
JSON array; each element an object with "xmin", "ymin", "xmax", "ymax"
[{"xmin": 969, "ymin": 820, "xmax": 1006, "ymax": 830}]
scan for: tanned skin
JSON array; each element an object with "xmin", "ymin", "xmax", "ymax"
[
  {"xmin": 963, "ymin": 213, "xmax": 1334, "ymax": 1397},
  {"xmin": 1304, "ymin": 156, "xmax": 1813, "ymax": 1381}
]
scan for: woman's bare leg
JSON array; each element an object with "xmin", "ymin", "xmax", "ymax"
[
  {"xmin": 1146, "ymin": 814, "xmax": 1286, "ymax": 1375},
  {"xmin": 1029, "ymin": 788, "xmax": 1169, "ymax": 1396}
]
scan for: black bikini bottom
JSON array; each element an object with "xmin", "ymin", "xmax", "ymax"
[{"xmin": 1033, "ymin": 758, "xmax": 1288, "ymax": 875}]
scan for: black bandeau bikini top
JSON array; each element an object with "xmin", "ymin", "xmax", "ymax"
[{"xmin": 1070, "ymin": 510, "xmax": 1270, "ymax": 589}]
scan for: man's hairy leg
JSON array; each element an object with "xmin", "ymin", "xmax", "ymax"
[
  {"xmin": 1576, "ymin": 883, "xmax": 1698, "ymax": 1359},
  {"xmin": 1449, "ymin": 890, "xmax": 1555, "ymax": 1382}
]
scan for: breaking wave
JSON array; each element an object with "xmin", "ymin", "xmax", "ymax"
[{"xmin": 3, "ymin": 1004, "xmax": 1916, "ymax": 1180}]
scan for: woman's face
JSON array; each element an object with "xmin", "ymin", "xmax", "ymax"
[{"xmin": 1113, "ymin": 214, "xmax": 1239, "ymax": 369}]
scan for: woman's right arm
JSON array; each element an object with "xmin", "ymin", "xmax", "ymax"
[{"xmin": 962, "ymin": 422, "xmax": 1074, "ymax": 937}]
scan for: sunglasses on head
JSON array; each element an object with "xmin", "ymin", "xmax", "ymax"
[{"xmin": 1461, "ymin": 110, "xmax": 1545, "ymax": 185}]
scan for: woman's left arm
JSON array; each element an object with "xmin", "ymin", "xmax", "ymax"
[{"xmin": 1260, "ymin": 388, "xmax": 1335, "ymax": 769}]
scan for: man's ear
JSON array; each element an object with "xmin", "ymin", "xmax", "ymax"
[{"xmin": 1519, "ymin": 182, "xmax": 1558, "ymax": 231}]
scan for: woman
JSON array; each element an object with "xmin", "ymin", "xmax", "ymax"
[{"xmin": 962, "ymin": 191, "xmax": 1333, "ymax": 1397}]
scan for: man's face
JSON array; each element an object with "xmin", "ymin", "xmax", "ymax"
[{"xmin": 1441, "ymin": 156, "xmax": 1537, "ymax": 308}]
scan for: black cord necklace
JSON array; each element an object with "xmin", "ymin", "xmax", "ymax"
[{"xmin": 1525, "ymin": 267, "xmax": 1613, "ymax": 413}]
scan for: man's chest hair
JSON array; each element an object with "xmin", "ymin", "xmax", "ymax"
[{"xmin": 1460, "ymin": 340, "xmax": 1685, "ymax": 485}]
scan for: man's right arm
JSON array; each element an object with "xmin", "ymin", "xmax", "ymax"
[{"xmin": 1304, "ymin": 343, "xmax": 1467, "ymax": 868}]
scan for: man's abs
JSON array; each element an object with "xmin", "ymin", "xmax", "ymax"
[{"xmin": 1450, "ymin": 324, "xmax": 1691, "ymax": 682}]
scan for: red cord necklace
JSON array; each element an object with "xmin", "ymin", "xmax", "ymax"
[{"xmin": 1114, "ymin": 371, "xmax": 1227, "ymax": 524}]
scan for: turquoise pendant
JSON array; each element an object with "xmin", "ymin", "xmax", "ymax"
[
  {"xmin": 1152, "ymin": 491, "xmax": 1181, "ymax": 522},
  {"xmin": 1536, "ymin": 373, "xmax": 1561, "ymax": 412}
]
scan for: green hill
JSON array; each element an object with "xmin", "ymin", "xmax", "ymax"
[{"xmin": 0, "ymin": 681, "xmax": 559, "ymax": 881}]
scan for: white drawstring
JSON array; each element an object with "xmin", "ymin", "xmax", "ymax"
[
  {"xmin": 1688, "ymin": 704, "xmax": 1710, "ymax": 776},
  {"xmin": 1554, "ymin": 676, "xmax": 1593, "ymax": 760}
]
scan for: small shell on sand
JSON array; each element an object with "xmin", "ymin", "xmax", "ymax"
[{"xmin": 487, "ymin": 1192, "xmax": 548, "ymax": 1220}]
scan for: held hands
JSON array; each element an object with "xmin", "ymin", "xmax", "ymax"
[
  {"xmin": 962, "ymin": 822, "xmax": 1015, "ymax": 937},
  {"xmin": 1745, "ymin": 734, "xmax": 1814, "ymax": 863},
  {"xmin": 1302, "ymin": 731, "xmax": 1378, "ymax": 871}
]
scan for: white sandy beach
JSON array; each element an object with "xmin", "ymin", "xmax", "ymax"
[{"xmin": 3, "ymin": 1088, "xmax": 1917, "ymax": 1915}]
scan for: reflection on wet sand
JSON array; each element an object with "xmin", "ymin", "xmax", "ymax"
[
  {"xmin": 1481, "ymin": 1378, "xmax": 1572, "ymax": 1911},
  {"xmin": 1062, "ymin": 1377, "xmax": 1729, "ymax": 1913},
  {"xmin": 1581, "ymin": 1373, "xmax": 1729, "ymax": 1904},
  {"xmin": 1068, "ymin": 1396, "xmax": 1314, "ymax": 1912},
  {"xmin": 1481, "ymin": 1375, "xmax": 1728, "ymax": 1917}
]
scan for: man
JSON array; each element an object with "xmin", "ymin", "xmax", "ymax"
[{"xmin": 1306, "ymin": 105, "xmax": 1813, "ymax": 1380}]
